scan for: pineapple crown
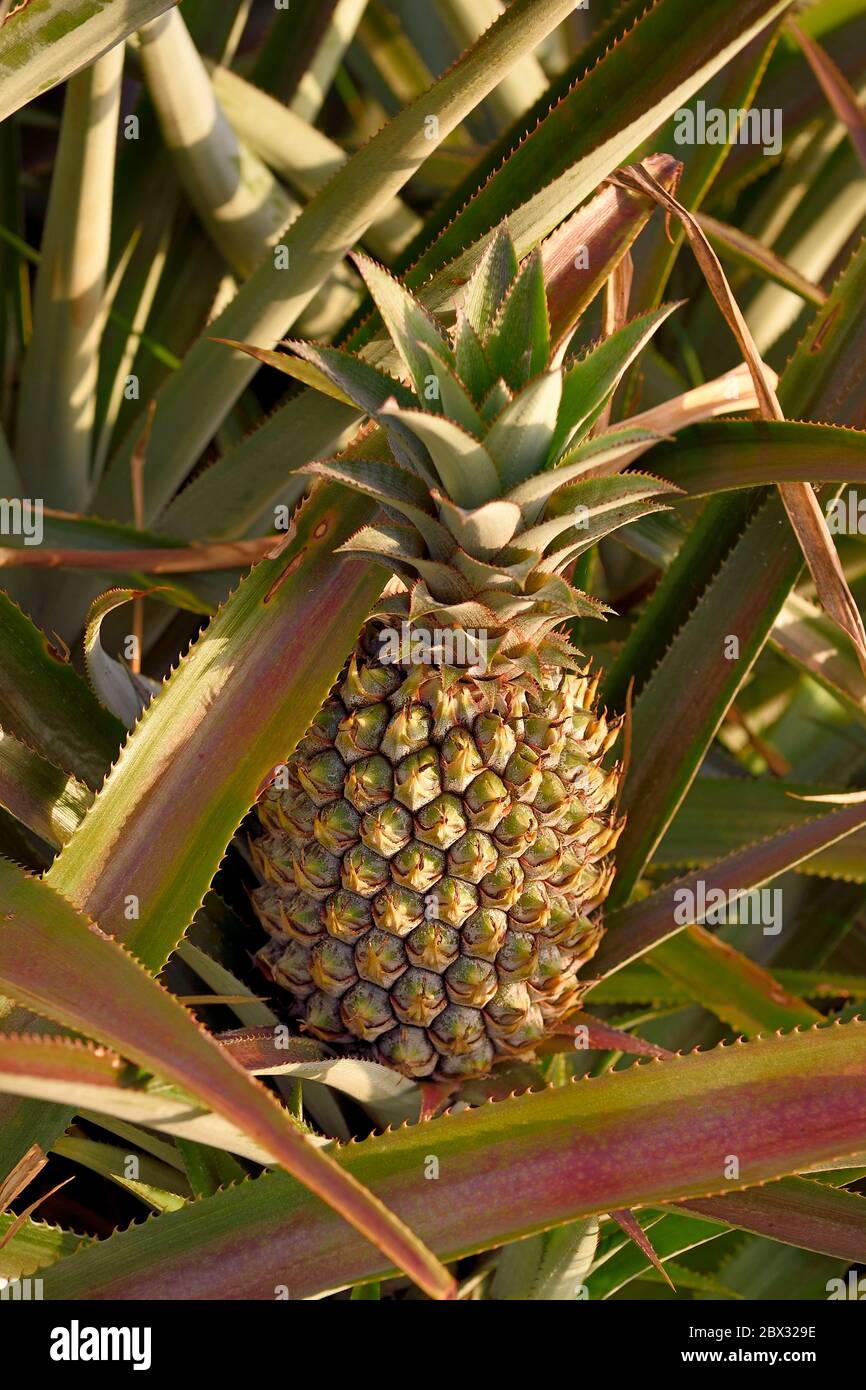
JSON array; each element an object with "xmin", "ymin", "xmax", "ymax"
[{"xmin": 289, "ymin": 224, "xmax": 678, "ymax": 678}]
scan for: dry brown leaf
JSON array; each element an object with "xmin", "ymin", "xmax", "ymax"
[
  {"xmin": 595, "ymin": 249, "xmax": 634, "ymax": 434},
  {"xmin": 0, "ymin": 1143, "xmax": 47, "ymax": 1214}
]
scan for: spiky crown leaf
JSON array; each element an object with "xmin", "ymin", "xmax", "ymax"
[{"xmin": 290, "ymin": 225, "xmax": 679, "ymax": 675}]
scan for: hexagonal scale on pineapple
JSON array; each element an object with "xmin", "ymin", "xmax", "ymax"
[{"xmin": 322, "ymin": 891, "xmax": 373, "ymax": 943}]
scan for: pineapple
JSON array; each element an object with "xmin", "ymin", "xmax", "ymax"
[{"xmin": 249, "ymin": 227, "xmax": 672, "ymax": 1080}]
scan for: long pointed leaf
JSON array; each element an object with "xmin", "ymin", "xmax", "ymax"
[
  {"xmin": 35, "ymin": 1020, "xmax": 866, "ymax": 1298},
  {"xmin": 0, "ymin": 590, "xmax": 123, "ymax": 788},
  {"xmin": 95, "ymin": 0, "xmax": 579, "ymax": 523},
  {"xmin": 0, "ymin": 862, "xmax": 454, "ymax": 1299},
  {"xmin": 0, "ymin": 0, "xmax": 174, "ymax": 122},
  {"xmin": 44, "ymin": 485, "xmax": 380, "ymax": 972},
  {"xmin": 610, "ymin": 237, "xmax": 866, "ymax": 900},
  {"xmin": 0, "ymin": 730, "xmax": 92, "ymax": 849},
  {"xmin": 650, "ymin": 419, "xmax": 866, "ymax": 497},
  {"xmin": 16, "ymin": 46, "xmax": 124, "ymax": 509},
  {"xmin": 595, "ymin": 796, "xmax": 866, "ymax": 977}
]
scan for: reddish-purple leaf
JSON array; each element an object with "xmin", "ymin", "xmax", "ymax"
[
  {"xmin": 35, "ymin": 1020, "xmax": 866, "ymax": 1299},
  {"xmin": 594, "ymin": 797, "xmax": 866, "ymax": 977},
  {"xmin": 680, "ymin": 1176, "xmax": 866, "ymax": 1262},
  {"xmin": 610, "ymin": 1208, "xmax": 676, "ymax": 1290}
]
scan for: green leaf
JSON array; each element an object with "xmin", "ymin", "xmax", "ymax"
[
  {"xmin": 649, "ymin": 925, "xmax": 821, "ymax": 1036},
  {"xmin": 682, "ymin": 1176, "xmax": 866, "ymax": 1264},
  {"xmin": 158, "ymin": 388, "xmax": 360, "ymax": 541},
  {"xmin": 0, "ymin": 123, "xmax": 26, "ymax": 454},
  {"xmin": 0, "ymin": 0, "xmax": 175, "ymax": 123},
  {"xmin": 215, "ymin": 1030, "xmax": 415, "ymax": 1106},
  {"xmin": 744, "ymin": 133, "xmax": 866, "ymax": 357},
  {"xmin": 504, "ymin": 428, "xmax": 663, "ymax": 515},
  {"xmin": 624, "ymin": 20, "xmax": 787, "ymax": 317},
  {"xmin": 639, "ymin": 1260, "xmax": 742, "ymax": 1298},
  {"xmin": 157, "ymin": 152, "xmax": 682, "ymax": 544},
  {"xmin": 52, "ymin": 1133, "xmax": 190, "ymax": 1213},
  {"xmin": 35, "ymin": 1020, "xmax": 866, "ymax": 1298},
  {"xmin": 530, "ymin": 1217, "xmax": 600, "ymax": 1301},
  {"xmin": 214, "ymin": 339, "xmax": 357, "ymax": 407},
  {"xmin": 587, "ymin": 1211, "xmax": 724, "ymax": 1300},
  {"xmin": 462, "ymin": 224, "xmax": 519, "ymax": 341},
  {"xmin": 0, "ymin": 862, "xmax": 454, "ymax": 1300},
  {"xmin": 550, "ymin": 304, "xmax": 680, "ymax": 460},
  {"xmin": 491, "ymin": 1217, "xmax": 599, "ymax": 1300},
  {"xmin": 413, "ymin": 342, "xmax": 486, "ymax": 436},
  {"xmin": 485, "ymin": 250, "xmax": 549, "ymax": 389},
  {"xmin": 789, "ymin": 19, "xmax": 866, "ymax": 175},
  {"xmin": 697, "ymin": 212, "xmax": 828, "ymax": 306},
  {"xmin": 454, "ymin": 316, "xmax": 496, "ymax": 404},
  {"xmin": 378, "ymin": 405, "xmax": 500, "ymax": 507},
  {"xmin": 772, "ymin": 593, "xmax": 866, "ymax": 719},
  {"xmin": 94, "ymin": 0, "xmax": 579, "ymax": 523},
  {"xmin": 77, "ymin": 1111, "xmax": 187, "ymax": 1174},
  {"xmin": 707, "ymin": 1232, "xmax": 845, "ymax": 1301},
  {"xmin": 274, "ymin": 339, "xmax": 418, "ymax": 420},
  {"xmin": 0, "ymin": 590, "xmax": 123, "ymax": 789},
  {"xmin": 350, "ymin": 1280, "xmax": 381, "ymax": 1300},
  {"xmin": 138, "ymin": 9, "xmax": 295, "ymax": 280},
  {"xmin": 610, "ymin": 231, "xmax": 866, "ymax": 900},
  {"xmin": 290, "ymin": 0, "xmax": 370, "ymax": 123},
  {"xmin": 301, "ymin": 456, "xmax": 451, "ymax": 557},
  {"xmin": 587, "ymin": 963, "xmax": 866, "ymax": 1008},
  {"xmin": 403, "ymin": 0, "xmax": 794, "ymax": 292},
  {"xmin": 657, "ymin": 778, "xmax": 866, "ymax": 882},
  {"xmin": 44, "ymin": 486, "xmax": 381, "ymax": 973},
  {"xmin": 210, "ymin": 63, "xmax": 422, "ymax": 260},
  {"xmin": 15, "ymin": 46, "xmax": 124, "ymax": 510},
  {"xmin": 176, "ymin": 941, "xmax": 278, "ymax": 1030},
  {"xmin": 595, "ymin": 795, "xmax": 866, "ymax": 977},
  {"xmin": 0, "ymin": 509, "xmax": 219, "ymax": 613},
  {"xmin": 175, "ymin": 1138, "xmax": 245, "ymax": 1199},
  {"xmin": 436, "ymin": 0, "xmax": 548, "ymax": 130},
  {"xmin": 0, "ymin": 1210, "xmax": 86, "ymax": 1282},
  {"xmin": 529, "ymin": 473, "xmax": 679, "ymax": 567},
  {"xmin": 0, "ymin": 1034, "xmax": 307, "ymax": 1164},
  {"xmin": 650, "ymin": 420, "xmax": 866, "ymax": 497},
  {"xmin": 485, "ymin": 371, "xmax": 562, "ymax": 489},
  {"xmin": 0, "ymin": 729, "xmax": 92, "ymax": 849},
  {"xmin": 350, "ymin": 252, "xmax": 452, "ymax": 397},
  {"xmin": 245, "ymin": 0, "xmax": 340, "ymax": 101},
  {"xmin": 772, "ymin": 231, "xmax": 866, "ymax": 433},
  {"xmin": 0, "ymin": 422, "xmax": 19, "ymax": 499}
]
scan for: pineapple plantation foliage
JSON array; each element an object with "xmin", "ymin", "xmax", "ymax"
[{"xmin": 1, "ymin": 0, "xmax": 866, "ymax": 1304}]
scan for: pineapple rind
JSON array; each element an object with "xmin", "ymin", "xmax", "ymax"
[{"xmin": 252, "ymin": 642, "xmax": 621, "ymax": 1081}]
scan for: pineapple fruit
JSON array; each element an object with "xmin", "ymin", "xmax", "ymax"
[{"xmin": 249, "ymin": 227, "xmax": 671, "ymax": 1080}]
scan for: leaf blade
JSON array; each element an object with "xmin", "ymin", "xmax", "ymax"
[
  {"xmin": 0, "ymin": 862, "xmax": 454, "ymax": 1300},
  {"xmin": 35, "ymin": 1020, "xmax": 866, "ymax": 1298}
]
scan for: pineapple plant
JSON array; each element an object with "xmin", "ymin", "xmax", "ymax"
[
  {"xmin": 247, "ymin": 235, "xmax": 666, "ymax": 1079},
  {"xmin": 1, "ymin": 0, "xmax": 866, "ymax": 1314}
]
